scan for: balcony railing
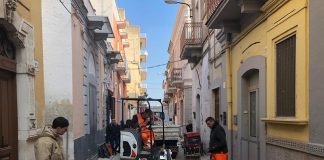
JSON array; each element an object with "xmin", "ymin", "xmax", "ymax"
[
  {"xmin": 140, "ymin": 33, "xmax": 147, "ymax": 49},
  {"xmin": 121, "ymin": 71, "xmax": 131, "ymax": 83},
  {"xmin": 114, "ymin": 61, "xmax": 127, "ymax": 75},
  {"xmin": 180, "ymin": 22, "xmax": 208, "ymax": 61},
  {"xmin": 172, "ymin": 68, "xmax": 182, "ymax": 82},
  {"xmin": 140, "ymin": 69, "xmax": 147, "ymax": 81},
  {"xmin": 140, "ymin": 50, "xmax": 148, "ymax": 63},
  {"xmin": 180, "ymin": 22, "xmax": 204, "ymax": 50},
  {"xmin": 206, "ymin": 0, "xmax": 224, "ymax": 21}
]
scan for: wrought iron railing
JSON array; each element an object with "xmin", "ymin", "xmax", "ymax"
[
  {"xmin": 172, "ymin": 68, "xmax": 182, "ymax": 82},
  {"xmin": 180, "ymin": 22, "xmax": 204, "ymax": 51}
]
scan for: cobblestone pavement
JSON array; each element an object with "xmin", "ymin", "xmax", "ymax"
[
  {"xmin": 97, "ymin": 147, "xmax": 210, "ymax": 160},
  {"xmin": 176, "ymin": 146, "xmax": 210, "ymax": 160},
  {"xmin": 98, "ymin": 154, "xmax": 120, "ymax": 160}
]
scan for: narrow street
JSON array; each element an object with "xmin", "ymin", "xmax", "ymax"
[{"xmin": 98, "ymin": 146, "xmax": 211, "ymax": 160}]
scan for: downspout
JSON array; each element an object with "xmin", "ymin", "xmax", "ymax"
[
  {"xmin": 66, "ymin": 130, "xmax": 69, "ymax": 159},
  {"xmin": 225, "ymin": 33, "xmax": 234, "ymax": 160}
]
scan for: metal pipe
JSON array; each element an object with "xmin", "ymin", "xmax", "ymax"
[
  {"xmin": 66, "ymin": 130, "xmax": 69, "ymax": 159},
  {"xmin": 147, "ymin": 100, "xmax": 153, "ymax": 156},
  {"xmin": 121, "ymin": 99, "xmax": 124, "ymax": 130},
  {"xmin": 160, "ymin": 100, "xmax": 165, "ymax": 148},
  {"xmin": 176, "ymin": 2, "xmax": 192, "ymax": 18},
  {"xmin": 137, "ymin": 100, "xmax": 140, "ymax": 114}
]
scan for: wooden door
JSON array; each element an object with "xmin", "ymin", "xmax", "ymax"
[
  {"xmin": 0, "ymin": 69, "xmax": 18, "ymax": 160},
  {"xmin": 213, "ymin": 88, "xmax": 220, "ymax": 120}
]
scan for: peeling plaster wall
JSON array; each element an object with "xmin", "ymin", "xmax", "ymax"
[
  {"xmin": 72, "ymin": 14, "xmax": 85, "ymax": 140},
  {"xmin": 42, "ymin": 0, "xmax": 74, "ymax": 159}
]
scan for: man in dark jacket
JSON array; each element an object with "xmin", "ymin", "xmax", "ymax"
[
  {"xmin": 107, "ymin": 119, "xmax": 121, "ymax": 154},
  {"xmin": 205, "ymin": 117, "xmax": 228, "ymax": 160}
]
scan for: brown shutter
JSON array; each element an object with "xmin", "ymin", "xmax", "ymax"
[{"xmin": 276, "ymin": 35, "xmax": 296, "ymax": 117}]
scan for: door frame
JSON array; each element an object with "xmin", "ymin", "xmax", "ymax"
[
  {"xmin": 0, "ymin": 28, "xmax": 18, "ymax": 159},
  {"xmin": 237, "ymin": 56, "xmax": 266, "ymax": 160}
]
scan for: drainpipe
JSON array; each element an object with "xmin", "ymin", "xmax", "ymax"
[
  {"xmin": 66, "ymin": 130, "xmax": 69, "ymax": 159},
  {"xmin": 225, "ymin": 33, "xmax": 234, "ymax": 160}
]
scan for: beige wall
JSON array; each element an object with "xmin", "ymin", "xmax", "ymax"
[{"xmin": 72, "ymin": 15, "xmax": 85, "ymax": 139}]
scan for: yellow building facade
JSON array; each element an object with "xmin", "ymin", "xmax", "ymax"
[
  {"xmin": 1, "ymin": 0, "xmax": 45, "ymax": 159},
  {"xmin": 205, "ymin": 0, "xmax": 324, "ymax": 159},
  {"xmin": 124, "ymin": 23, "xmax": 148, "ymax": 117}
]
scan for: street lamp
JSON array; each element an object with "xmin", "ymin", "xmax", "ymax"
[{"xmin": 164, "ymin": 0, "xmax": 192, "ymax": 18}]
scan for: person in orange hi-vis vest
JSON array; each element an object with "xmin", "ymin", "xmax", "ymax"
[{"xmin": 131, "ymin": 109, "xmax": 155, "ymax": 150}]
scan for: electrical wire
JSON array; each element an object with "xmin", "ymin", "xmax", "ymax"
[{"xmin": 126, "ymin": 59, "xmax": 183, "ymax": 70}]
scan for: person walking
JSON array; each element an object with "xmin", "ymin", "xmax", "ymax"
[
  {"xmin": 186, "ymin": 120, "xmax": 193, "ymax": 132},
  {"xmin": 34, "ymin": 117, "xmax": 69, "ymax": 160},
  {"xmin": 205, "ymin": 117, "xmax": 228, "ymax": 160},
  {"xmin": 107, "ymin": 119, "xmax": 121, "ymax": 154}
]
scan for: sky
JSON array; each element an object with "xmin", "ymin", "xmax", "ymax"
[{"xmin": 117, "ymin": 0, "xmax": 179, "ymax": 102}]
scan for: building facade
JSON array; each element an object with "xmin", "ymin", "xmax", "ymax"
[
  {"xmin": 165, "ymin": 0, "xmax": 228, "ymax": 150},
  {"xmin": 167, "ymin": 0, "xmax": 324, "ymax": 159},
  {"xmin": 90, "ymin": 0, "xmax": 131, "ymax": 129},
  {"xmin": 42, "ymin": 0, "xmax": 115, "ymax": 159},
  {"xmin": 1, "ymin": 0, "xmax": 45, "ymax": 159},
  {"xmin": 124, "ymin": 21, "xmax": 148, "ymax": 119},
  {"xmin": 205, "ymin": 0, "xmax": 324, "ymax": 159},
  {"xmin": 163, "ymin": 2, "xmax": 193, "ymax": 134}
]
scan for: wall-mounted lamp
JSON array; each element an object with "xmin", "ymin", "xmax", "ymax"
[{"xmin": 164, "ymin": 0, "xmax": 192, "ymax": 18}]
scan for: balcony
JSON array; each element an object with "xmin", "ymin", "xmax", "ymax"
[
  {"xmin": 140, "ymin": 69, "xmax": 147, "ymax": 81},
  {"xmin": 105, "ymin": 50, "xmax": 123, "ymax": 64},
  {"xmin": 140, "ymin": 33, "xmax": 147, "ymax": 49},
  {"xmin": 167, "ymin": 83, "xmax": 177, "ymax": 94},
  {"xmin": 88, "ymin": 16, "xmax": 114, "ymax": 41},
  {"xmin": 122, "ymin": 39, "xmax": 130, "ymax": 48},
  {"xmin": 171, "ymin": 68, "xmax": 183, "ymax": 88},
  {"xmin": 164, "ymin": 77, "xmax": 176, "ymax": 94},
  {"xmin": 122, "ymin": 71, "xmax": 131, "ymax": 83},
  {"xmin": 140, "ymin": 83, "xmax": 148, "ymax": 94},
  {"xmin": 163, "ymin": 94, "xmax": 171, "ymax": 103},
  {"xmin": 117, "ymin": 20, "xmax": 126, "ymax": 29},
  {"xmin": 165, "ymin": 85, "xmax": 174, "ymax": 96},
  {"xmin": 114, "ymin": 57, "xmax": 127, "ymax": 75},
  {"xmin": 180, "ymin": 22, "xmax": 207, "ymax": 63},
  {"xmin": 205, "ymin": 0, "xmax": 264, "ymax": 32},
  {"xmin": 140, "ymin": 50, "xmax": 148, "ymax": 63},
  {"xmin": 119, "ymin": 29, "xmax": 127, "ymax": 39}
]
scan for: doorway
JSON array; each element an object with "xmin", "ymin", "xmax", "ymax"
[
  {"xmin": 0, "ymin": 27, "xmax": 18, "ymax": 159},
  {"xmin": 89, "ymin": 84, "xmax": 98, "ymax": 133},
  {"xmin": 241, "ymin": 70, "xmax": 259, "ymax": 160},
  {"xmin": 195, "ymin": 94, "xmax": 201, "ymax": 131},
  {"xmin": 213, "ymin": 88, "xmax": 220, "ymax": 121}
]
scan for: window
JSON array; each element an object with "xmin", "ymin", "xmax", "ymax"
[
  {"xmin": 249, "ymin": 91, "xmax": 257, "ymax": 137},
  {"xmin": 276, "ymin": 35, "xmax": 296, "ymax": 117}
]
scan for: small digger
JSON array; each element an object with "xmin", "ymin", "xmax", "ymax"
[{"xmin": 119, "ymin": 98, "xmax": 172, "ymax": 160}]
